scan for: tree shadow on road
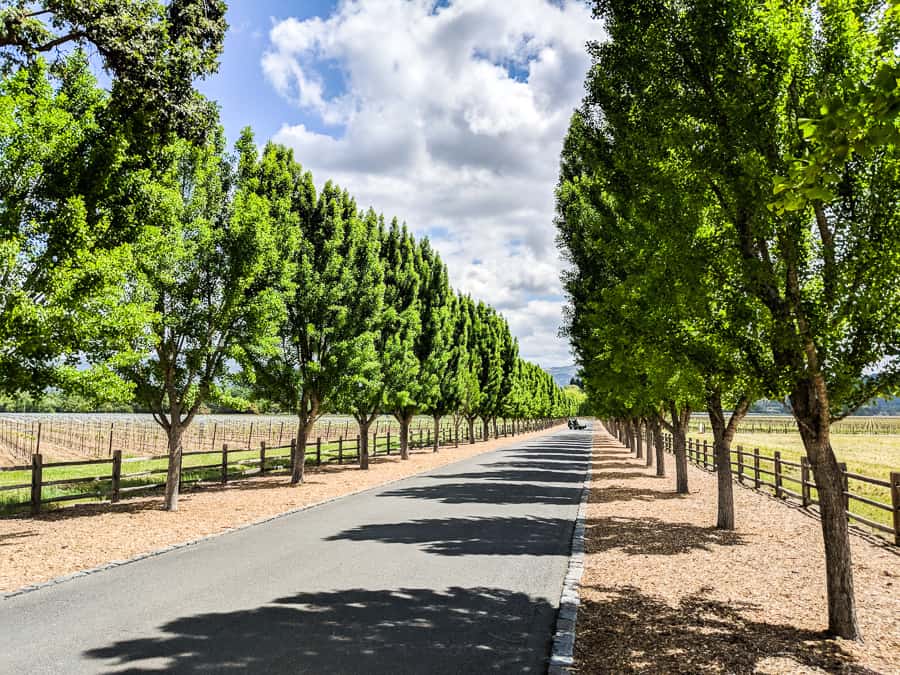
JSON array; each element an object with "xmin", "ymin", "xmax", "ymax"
[
  {"xmin": 328, "ymin": 515, "xmax": 573, "ymax": 556},
  {"xmin": 585, "ymin": 516, "xmax": 745, "ymax": 555},
  {"xmin": 484, "ymin": 460, "xmax": 588, "ymax": 472},
  {"xmin": 436, "ymin": 469, "xmax": 587, "ymax": 484},
  {"xmin": 84, "ymin": 586, "xmax": 555, "ymax": 674},
  {"xmin": 575, "ymin": 585, "xmax": 871, "ymax": 674},
  {"xmin": 382, "ymin": 481, "xmax": 582, "ymax": 505}
]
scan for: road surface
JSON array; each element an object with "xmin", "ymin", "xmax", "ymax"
[{"xmin": 0, "ymin": 425, "xmax": 591, "ymax": 674}]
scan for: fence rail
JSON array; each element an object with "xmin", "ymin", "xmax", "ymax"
[
  {"xmin": 609, "ymin": 422, "xmax": 899, "ymax": 545},
  {"xmin": 1, "ymin": 418, "xmax": 556, "ymax": 515},
  {"xmin": 651, "ymin": 432, "xmax": 900, "ymax": 545}
]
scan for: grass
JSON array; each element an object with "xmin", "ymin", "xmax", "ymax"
[
  {"xmin": 687, "ymin": 430, "xmax": 899, "ymax": 538},
  {"xmin": 0, "ymin": 437, "xmax": 394, "ymax": 514}
]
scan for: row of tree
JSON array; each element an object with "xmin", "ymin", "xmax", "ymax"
[
  {"xmin": 1, "ymin": 46, "xmax": 579, "ymax": 512},
  {"xmin": 556, "ymin": 1, "xmax": 900, "ymax": 640}
]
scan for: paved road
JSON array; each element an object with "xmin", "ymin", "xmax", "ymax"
[{"xmin": 0, "ymin": 426, "xmax": 591, "ymax": 674}]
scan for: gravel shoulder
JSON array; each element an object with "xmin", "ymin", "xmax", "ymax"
[
  {"xmin": 574, "ymin": 428, "xmax": 900, "ymax": 674},
  {"xmin": 0, "ymin": 426, "xmax": 560, "ymax": 594}
]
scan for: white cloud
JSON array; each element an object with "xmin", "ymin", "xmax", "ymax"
[{"xmin": 263, "ymin": 0, "xmax": 603, "ymax": 366}]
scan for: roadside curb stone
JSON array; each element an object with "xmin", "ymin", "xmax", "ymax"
[{"xmin": 548, "ymin": 427, "xmax": 592, "ymax": 675}]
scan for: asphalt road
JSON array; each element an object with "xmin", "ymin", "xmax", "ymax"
[{"xmin": 0, "ymin": 425, "xmax": 592, "ymax": 674}]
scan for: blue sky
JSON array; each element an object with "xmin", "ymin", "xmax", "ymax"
[
  {"xmin": 198, "ymin": 1, "xmax": 339, "ymax": 144},
  {"xmin": 196, "ymin": 1, "xmax": 604, "ymax": 367}
]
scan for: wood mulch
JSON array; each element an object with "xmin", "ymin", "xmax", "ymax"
[
  {"xmin": 575, "ymin": 428, "xmax": 900, "ymax": 675},
  {"xmin": 0, "ymin": 427, "xmax": 559, "ymax": 594}
]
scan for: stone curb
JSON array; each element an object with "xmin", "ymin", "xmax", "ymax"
[
  {"xmin": 3, "ymin": 425, "xmax": 562, "ymax": 601},
  {"xmin": 548, "ymin": 430, "xmax": 592, "ymax": 675}
]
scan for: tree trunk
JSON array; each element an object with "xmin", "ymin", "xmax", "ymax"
[
  {"xmin": 291, "ymin": 418, "xmax": 309, "ymax": 485},
  {"xmin": 792, "ymin": 378, "xmax": 860, "ymax": 639},
  {"xmin": 163, "ymin": 424, "xmax": 184, "ymax": 511},
  {"xmin": 358, "ymin": 420, "xmax": 371, "ymax": 470},
  {"xmin": 651, "ymin": 416, "xmax": 665, "ymax": 477},
  {"xmin": 482, "ymin": 416, "xmax": 490, "ymax": 441},
  {"xmin": 644, "ymin": 419, "xmax": 652, "ymax": 467},
  {"xmin": 432, "ymin": 415, "xmax": 441, "ymax": 452},
  {"xmin": 493, "ymin": 417, "xmax": 499, "ymax": 439},
  {"xmin": 672, "ymin": 427, "xmax": 688, "ymax": 494},
  {"xmin": 707, "ymin": 394, "xmax": 735, "ymax": 530},
  {"xmin": 468, "ymin": 418, "xmax": 475, "ymax": 444},
  {"xmin": 398, "ymin": 413, "xmax": 412, "ymax": 460},
  {"xmin": 635, "ymin": 419, "xmax": 643, "ymax": 459}
]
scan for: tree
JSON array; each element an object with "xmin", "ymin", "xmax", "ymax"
[
  {"xmin": 575, "ymin": 0, "xmax": 900, "ymax": 638},
  {"xmin": 334, "ymin": 210, "xmax": 385, "ymax": 471},
  {"xmin": 0, "ymin": 0, "xmax": 227, "ymax": 142},
  {"xmin": 472, "ymin": 303, "xmax": 503, "ymax": 441},
  {"xmin": 381, "ymin": 220, "xmax": 422, "ymax": 460},
  {"xmin": 413, "ymin": 239, "xmax": 455, "ymax": 452},
  {"xmin": 0, "ymin": 54, "xmax": 141, "ymax": 397},
  {"xmin": 114, "ymin": 129, "xmax": 287, "ymax": 511}
]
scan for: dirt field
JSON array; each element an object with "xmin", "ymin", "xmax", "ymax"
[
  {"xmin": 575, "ymin": 428, "xmax": 900, "ymax": 674},
  {"xmin": 0, "ymin": 425, "xmax": 560, "ymax": 594}
]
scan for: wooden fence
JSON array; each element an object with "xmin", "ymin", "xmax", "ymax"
[
  {"xmin": 645, "ymin": 433, "xmax": 900, "ymax": 546},
  {"xmin": 1, "ymin": 418, "xmax": 555, "ymax": 515},
  {"xmin": 0, "ymin": 414, "xmax": 512, "ymax": 465}
]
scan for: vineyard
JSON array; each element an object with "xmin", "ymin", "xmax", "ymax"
[
  {"xmin": 689, "ymin": 415, "xmax": 900, "ymax": 437},
  {"xmin": 0, "ymin": 416, "xmax": 548, "ymax": 514},
  {"xmin": 0, "ymin": 413, "xmax": 504, "ymax": 467}
]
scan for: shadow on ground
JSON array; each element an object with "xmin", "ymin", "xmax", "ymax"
[
  {"xmin": 436, "ymin": 469, "xmax": 587, "ymax": 484},
  {"xmin": 328, "ymin": 515, "xmax": 573, "ymax": 556},
  {"xmin": 382, "ymin": 481, "xmax": 582, "ymax": 505},
  {"xmin": 575, "ymin": 585, "xmax": 870, "ymax": 674},
  {"xmin": 585, "ymin": 515, "xmax": 745, "ymax": 555},
  {"xmin": 592, "ymin": 486, "xmax": 684, "ymax": 504},
  {"xmin": 84, "ymin": 586, "xmax": 555, "ymax": 674}
]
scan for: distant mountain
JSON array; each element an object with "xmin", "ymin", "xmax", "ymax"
[{"xmin": 545, "ymin": 365, "xmax": 579, "ymax": 388}]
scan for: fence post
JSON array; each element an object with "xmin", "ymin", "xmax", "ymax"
[
  {"xmin": 774, "ymin": 451, "xmax": 782, "ymax": 498},
  {"xmin": 221, "ymin": 443, "xmax": 229, "ymax": 484},
  {"xmin": 754, "ymin": 449, "xmax": 760, "ymax": 489},
  {"xmin": 338, "ymin": 437, "xmax": 343, "ymax": 465},
  {"xmin": 387, "ymin": 431, "xmax": 391, "ymax": 455},
  {"xmin": 316, "ymin": 437, "xmax": 322, "ymax": 466},
  {"xmin": 290, "ymin": 438, "xmax": 297, "ymax": 471},
  {"xmin": 839, "ymin": 462, "xmax": 849, "ymax": 517},
  {"xmin": 30, "ymin": 453, "xmax": 43, "ymax": 515},
  {"xmin": 890, "ymin": 471, "xmax": 900, "ymax": 546},
  {"xmin": 111, "ymin": 450, "xmax": 122, "ymax": 502},
  {"xmin": 801, "ymin": 457, "xmax": 811, "ymax": 507},
  {"xmin": 356, "ymin": 434, "xmax": 361, "ymax": 462},
  {"xmin": 108, "ymin": 423, "xmax": 115, "ymax": 457},
  {"xmin": 737, "ymin": 446, "xmax": 744, "ymax": 484},
  {"xmin": 260, "ymin": 441, "xmax": 267, "ymax": 475},
  {"xmin": 702, "ymin": 439, "xmax": 708, "ymax": 469}
]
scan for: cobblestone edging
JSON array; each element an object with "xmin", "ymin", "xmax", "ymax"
[{"xmin": 548, "ymin": 434, "xmax": 592, "ymax": 675}]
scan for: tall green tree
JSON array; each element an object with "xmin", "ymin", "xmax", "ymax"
[
  {"xmin": 382, "ymin": 220, "xmax": 423, "ymax": 460},
  {"xmin": 334, "ymin": 210, "xmax": 386, "ymax": 471},
  {"xmin": 0, "ymin": 0, "xmax": 227, "ymax": 141},
  {"xmin": 114, "ymin": 129, "xmax": 287, "ymax": 511},
  {"xmin": 571, "ymin": 0, "xmax": 900, "ymax": 638},
  {"xmin": 414, "ymin": 239, "xmax": 455, "ymax": 452},
  {"xmin": 0, "ymin": 54, "xmax": 142, "ymax": 397}
]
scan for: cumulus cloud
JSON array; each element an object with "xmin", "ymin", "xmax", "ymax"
[{"xmin": 262, "ymin": 0, "xmax": 603, "ymax": 366}]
